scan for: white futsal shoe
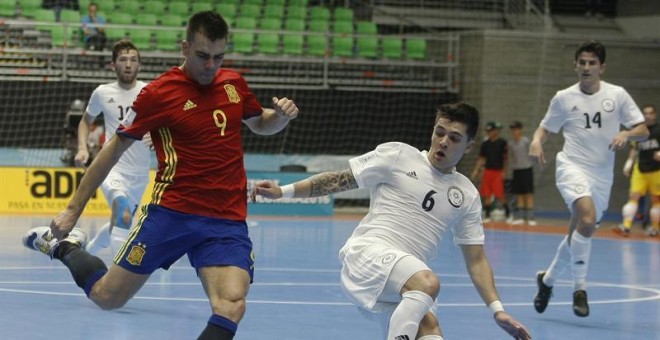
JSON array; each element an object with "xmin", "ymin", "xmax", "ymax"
[{"xmin": 22, "ymin": 226, "xmax": 87, "ymax": 259}]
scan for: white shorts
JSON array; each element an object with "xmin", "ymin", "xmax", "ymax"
[
  {"xmin": 339, "ymin": 239, "xmax": 429, "ymax": 312},
  {"xmin": 100, "ymin": 170, "xmax": 149, "ymax": 214},
  {"xmin": 555, "ymin": 152, "xmax": 612, "ymax": 222}
]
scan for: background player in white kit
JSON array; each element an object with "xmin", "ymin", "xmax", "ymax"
[
  {"xmin": 530, "ymin": 40, "xmax": 649, "ymax": 317},
  {"xmin": 74, "ymin": 40, "xmax": 151, "ymax": 255},
  {"xmin": 252, "ymin": 103, "xmax": 532, "ymax": 340}
]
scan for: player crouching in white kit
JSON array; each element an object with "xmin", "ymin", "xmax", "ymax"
[
  {"xmin": 252, "ymin": 103, "xmax": 532, "ymax": 340},
  {"xmin": 74, "ymin": 40, "xmax": 152, "ymax": 256}
]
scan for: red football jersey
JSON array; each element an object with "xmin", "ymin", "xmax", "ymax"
[{"xmin": 118, "ymin": 67, "xmax": 262, "ymax": 220}]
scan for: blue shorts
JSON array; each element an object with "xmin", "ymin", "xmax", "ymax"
[{"xmin": 113, "ymin": 204, "xmax": 255, "ymax": 281}]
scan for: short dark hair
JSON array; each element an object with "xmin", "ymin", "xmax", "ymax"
[
  {"xmin": 435, "ymin": 102, "xmax": 480, "ymax": 141},
  {"xmin": 575, "ymin": 40, "xmax": 606, "ymax": 64},
  {"xmin": 112, "ymin": 39, "xmax": 139, "ymax": 62},
  {"xmin": 186, "ymin": 11, "xmax": 229, "ymax": 43},
  {"xmin": 642, "ymin": 104, "xmax": 656, "ymax": 112}
]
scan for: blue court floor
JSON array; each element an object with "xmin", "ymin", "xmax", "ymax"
[{"xmin": 0, "ymin": 215, "xmax": 658, "ymax": 340}]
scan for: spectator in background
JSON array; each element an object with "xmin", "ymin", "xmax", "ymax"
[
  {"xmin": 82, "ymin": 2, "xmax": 106, "ymax": 50},
  {"xmin": 508, "ymin": 121, "xmax": 537, "ymax": 225},
  {"xmin": 471, "ymin": 121, "xmax": 510, "ymax": 223}
]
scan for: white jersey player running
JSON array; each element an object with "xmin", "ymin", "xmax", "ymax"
[
  {"xmin": 75, "ymin": 40, "xmax": 151, "ymax": 255},
  {"xmin": 530, "ymin": 40, "xmax": 649, "ymax": 317},
  {"xmin": 252, "ymin": 103, "xmax": 532, "ymax": 340}
]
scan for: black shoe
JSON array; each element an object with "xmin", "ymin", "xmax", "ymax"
[
  {"xmin": 573, "ymin": 290, "xmax": 589, "ymax": 317},
  {"xmin": 533, "ymin": 271, "xmax": 553, "ymax": 313}
]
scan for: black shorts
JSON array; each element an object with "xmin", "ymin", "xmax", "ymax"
[{"xmin": 511, "ymin": 167, "xmax": 534, "ymax": 194}]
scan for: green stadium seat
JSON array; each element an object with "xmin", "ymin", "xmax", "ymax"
[
  {"xmin": 309, "ymin": 6, "xmax": 330, "ymax": 21},
  {"xmin": 161, "ymin": 14, "xmax": 185, "ymax": 27},
  {"xmin": 143, "ymin": 0, "xmax": 166, "ymax": 15},
  {"xmin": 382, "ymin": 37, "xmax": 402, "ymax": 59},
  {"xmin": 191, "ymin": 2, "xmax": 213, "ymax": 14},
  {"xmin": 282, "ymin": 33, "xmax": 303, "ymax": 55},
  {"xmin": 239, "ymin": 4, "xmax": 261, "ymax": 18},
  {"xmin": 155, "ymin": 29, "xmax": 181, "ymax": 51},
  {"xmin": 109, "ymin": 12, "xmax": 133, "ymax": 25},
  {"xmin": 308, "ymin": 19, "xmax": 329, "ymax": 33},
  {"xmin": 116, "ymin": 0, "xmax": 140, "ymax": 14},
  {"xmin": 59, "ymin": 9, "xmax": 81, "ymax": 24},
  {"xmin": 105, "ymin": 27, "xmax": 127, "ymax": 41},
  {"xmin": 260, "ymin": 18, "xmax": 282, "ymax": 30},
  {"xmin": 46, "ymin": 26, "xmax": 69, "ymax": 47},
  {"xmin": 257, "ymin": 33, "xmax": 279, "ymax": 54},
  {"xmin": 94, "ymin": 0, "xmax": 115, "ymax": 11},
  {"xmin": 332, "ymin": 36, "xmax": 353, "ymax": 57},
  {"xmin": 232, "ymin": 32, "xmax": 255, "ymax": 54},
  {"xmin": 307, "ymin": 34, "xmax": 327, "ymax": 56},
  {"xmin": 129, "ymin": 29, "xmax": 152, "ymax": 50},
  {"xmin": 263, "ymin": 4, "xmax": 284, "ymax": 19},
  {"xmin": 357, "ymin": 36, "xmax": 378, "ymax": 58},
  {"xmin": 333, "ymin": 7, "xmax": 354, "ymax": 22},
  {"xmin": 288, "ymin": 0, "xmax": 308, "ymax": 7},
  {"xmin": 286, "ymin": 6, "xmax": 306, "ymax": 20},
  {"xmin": 18, "ymin": 0, "xmax": 42, "ymax": 12},
  {"xmin": 356, "ymin": 21, "xmax": 377, "ymax": 35},
  {"xmin": 406, "ymin": 38, "xmax": 427, "ymax": 59},
  {"xmin": 284, "ymin": 18, "xmax": 305, "ymax": 32},
  {"xmin": 216, "ymin": 0, "xmax": 239, "ymax": 4},
  {"xmin": 333, "ymin": 21, "xmax": 353, "ymax": 34},
  {"xmin": 141, "ymin": 14, "xmax": 159, "ymax": 26},
  {"xmin": 216, "ymin": 4, "xmax": 237, "ymax": 20},
  {"xmin": 168, "ymin": 1, "xmax": 190, "ymax": 16},
  {"xmin": 31, "ymin": 9, "xmax": 56, "ymax": 22},
  {"xmin": 0, "ymin": 2, "xmax": 16, "ymax": 18},
  {"xmin": 244, "ymin": 0, "xmax": 264, "ymax": 5},
  {"xmin": 235, "ymin": 17, "xmax": 257, "ymax": 29},
  {"xmin": 266, "ymin": 0, "xmax": 286, "ymax": 5}
]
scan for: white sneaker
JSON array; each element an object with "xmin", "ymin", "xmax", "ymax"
[
  {"xmin": 511, "ymin": 219, "xmax": 525, "ymax": 225},
  {"xmin": 527, "ymin": 219, "xmax": 538, "ymax": 226},
  {"xmin": 22, "ymin": 226, "xmax": 87, "ymax": 259}
]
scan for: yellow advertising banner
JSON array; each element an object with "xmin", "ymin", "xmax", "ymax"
[{"xmin": 0, "ymin": 167, "xmax": 155, "ymax": 216}]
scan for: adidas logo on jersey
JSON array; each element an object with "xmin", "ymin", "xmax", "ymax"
[
  {"xmin": 405, "ymin": 171, "xmax": 418, "ymax": 180},
  {"xmin": 183, "ymin": 100, "xmax": 197, "ymax": 111},
  {"xmin": 571, "ymin": 106, "xmax": 580, "ymax": 112},
  {"xmin": 394, "ymin": 336, "xmax": 410, "ymax": 340},
  {"xmin": 107, "ymin": 98, "xmax": 115, "ymax": 103}
]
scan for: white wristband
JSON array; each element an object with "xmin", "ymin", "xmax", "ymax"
[
  {"xmin": 280, "ymin": 184, "xmax": 295, "ymax": 198},
  {"xmin": 488, "ymin": 300, "xmax": 504, "ymax": 314}
]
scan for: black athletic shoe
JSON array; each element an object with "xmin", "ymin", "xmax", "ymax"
[
  {"xmin": 573, "ymin": 290, "xmax": 589, "ymax": 317},
  {"xmin": 533, "ymin": 271, "xmax": 553, "ymax": 313}
]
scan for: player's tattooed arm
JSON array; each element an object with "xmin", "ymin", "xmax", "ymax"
[{"xmin": 308, "ymin": 169, "xmax": 358, "ymax": 197}]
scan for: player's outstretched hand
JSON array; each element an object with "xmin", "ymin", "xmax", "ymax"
[
  {"xmin": 50, "ymin": 209, "xmax": 81, "ymax": 240},
  {"xmin": 494, "ymin": 312, "xmax": 532, "ymax": 340},
  {"xmin": 272, "ymin": 97, "xmax": 299, "ymax": 120},
  {"xmin": 250, "ymin": 180, "xmax": 283, "ymax": 202},
  {"xmin": 74, "ymin": 149, "xmax": 89, "ymax": 168},
  {"xmin": 528, "ymin": 140, "xmax": 545, "ymax": 167}
]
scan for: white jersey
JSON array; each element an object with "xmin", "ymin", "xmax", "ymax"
[
  {"xmin": 541, "ymin": 81, "xmax": 644, "ymax": 170},
  {"xmin": 344, "ymin": 142, "xmax": 484, "ymax": 263},
  {"xmin": 86, "ymin": 81, "xmax": 150, "ymax": 174}
]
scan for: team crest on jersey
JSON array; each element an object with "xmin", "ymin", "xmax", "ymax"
[
  {"xmin": 574, "ymin": 184, "xmax": 586, "ymax": 194},
  {"xmin": 601, "ymin": 99, "xmax": 615, "ymax": 112},
  {"xmin": 447, "ymin": 186, "xmax": 464, "ymax": 208},
  {"xmin": 126, "ymin": 243, "xmax": 146, "ymax": 266},
  {"xmin": 382, "ymin": 253, "xmax": 397, "ymax": 264},
  {"xmin": 224, "ymin": 84, "xmax": 240, "ymax": 103}
]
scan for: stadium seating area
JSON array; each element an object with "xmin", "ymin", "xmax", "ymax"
[{"xmin": 0, "ymin": 0, "xmax": 428, "ymax": 60}]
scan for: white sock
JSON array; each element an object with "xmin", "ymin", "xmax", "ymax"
[
  {"xmin": 543, "ymin": 235, "xmax": 570, "ymax": 287},
  {"xmin": 622, "ymin": 201, "xmax": 638, "ymax": 226},
  {"xmin": 387, "ymin": 291, "xmax": 434, "ymax": 340},
  {"xmin": 570, "ymin": 232, "xmax": 592, "ymax": 291},
  {"xmin": 85, "ymin": 222, "xmax": 111, "ymax": 254},
  {"xmin": 110, "ymin": 227, "xmax": 130, "ymax": 256},
  {"xmin": 418, "ymin": 336, "xmax": 443, "ymax": 340}
]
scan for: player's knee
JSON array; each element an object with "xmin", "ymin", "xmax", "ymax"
[
  {"xmin": 210, "ymin": 297, "xmax": 247, "ymax": 322},
  {"xmin": 89, "ymin": 286, "xmax": 130, "ymax": 310},
  {"xmin": 409, "ymin": 271, "xmax": 440, "ymax": 299}
]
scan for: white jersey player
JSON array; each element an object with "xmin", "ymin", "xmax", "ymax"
[
  {"xmin": 75, "ymin": 40, "xmax": 151, "ymax": 255},
  {"xmin": 530, "ymin": 40, "xmax": 648, "ymax": 317},
  {"xmin": 252, "ymin": 103, "xmax": 532, "ymax": 340}
]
